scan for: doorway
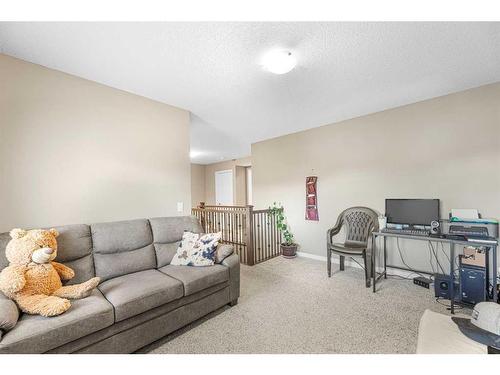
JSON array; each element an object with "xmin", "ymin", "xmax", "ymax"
[{"xmin": 215, "ymin": 169, "xmax": 233, "ymax": 205}]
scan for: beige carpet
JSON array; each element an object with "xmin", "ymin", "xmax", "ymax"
[{"xmin": 140, "ymin": 256, "xmax": 457, "ymax": 354}]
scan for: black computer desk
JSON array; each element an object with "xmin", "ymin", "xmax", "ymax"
[{"xmin": 371, "ymin": 231, "xmax": 498, "ymax": 314}]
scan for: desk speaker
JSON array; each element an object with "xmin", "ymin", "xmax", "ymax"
[
  {"xmin": 430, "ymin": 220, "xmax": 440, "ymax": 235},
  {"xmin": 434, "ymin": 273, "xmax": 459, "ymax": 301}
]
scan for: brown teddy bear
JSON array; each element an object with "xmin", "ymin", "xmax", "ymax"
[{"xmin": 0, "ymin": 228, "xmax": 100, "ymax": 317}]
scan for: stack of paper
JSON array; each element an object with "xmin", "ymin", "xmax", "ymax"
[
  {"xmin": 450, "ymin": 208, "xmax": 498, "ymax": 224},
  {"xmin": 450, "ymin": 208, "xmax": 479, "ymax": 219}
]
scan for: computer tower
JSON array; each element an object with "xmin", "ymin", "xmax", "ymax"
[{"xmin": 459, "ymin": 264, "xmax": 487, "ymax": 305}]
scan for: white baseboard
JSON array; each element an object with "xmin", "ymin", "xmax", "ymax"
[
  {"xmin": 296, "ymin": 251, "xmax": 420, "ymax": 279},
  {"xmin": 296, "ymin": 251, "xmax": 328, "ymax": 262}
]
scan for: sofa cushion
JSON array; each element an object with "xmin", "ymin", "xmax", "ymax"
[
  {"xmin": 149, "ymin": 216, "xmax": 203, "ymax": 268},
  {"xmin": 52, "ymin": 224, "xmax": 95, "ymax": 285},
  {"xmin": 98, "ymin": 269, "xmax": 183, "ymax": 322},
  {"xmin": 0, "ymin": 232, "xmax": 10, "ymax": 271},
  {"xmin": 52, "ymin": 224, "xmax": 93, "ymax": 262},
  {"xmin": 154, "ymin": 241, "xmax": 180, "ymax": 268},
  {"xmin": 149, "ymin": 216, "xmax": 203, "ymax": 244},
  {"xmin": 159, "ymin": 264, "xmax": 229, "ymax": 296},
  {"xmin": 63, "ymin": 254, "xmax": 96, "ymax": 285},
  {"xmin": 91, "ymin": 219, "xmax": 156, "ymax": 281},
  {"xmin": 0, "ymin": 289, "xmax": 113, "ymax": 354},
  {"xmin": 94, "ymin": 245, "xmax": 156, "ymax": 282}
]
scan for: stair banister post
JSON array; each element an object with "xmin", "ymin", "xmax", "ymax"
[
  {"xmin": 199, "ymin": 202, "xmax": 206, "ymax": 230},
  {"xmin": 245, "ymin": 205, "xmax": 255, "ymax": 266}
]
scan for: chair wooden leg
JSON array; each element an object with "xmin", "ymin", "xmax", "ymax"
[
  {"xmin": 327, "ymin": 249, "xmax": 332, "ymax": 277},
  {"xmin": 363, "ymin": 252, "xmax": 371, "ymax": 288},
  {"xmin": 339, "ymin": 255, "xmax": 345, "ymax": 271}
]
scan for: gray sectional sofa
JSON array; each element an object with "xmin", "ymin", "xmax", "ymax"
[{"xmin": 0, "ymin": 216, "xmax": 240, "ymax": 353}]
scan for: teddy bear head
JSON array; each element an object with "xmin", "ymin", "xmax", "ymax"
[{"xmin": 5, "ymin": 228, "xmax": 59, "ymax": 265}]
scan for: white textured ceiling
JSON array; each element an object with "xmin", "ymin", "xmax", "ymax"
[{"xmin": 1, "ymin": 22, "xmax": 500, "ymax": 164}]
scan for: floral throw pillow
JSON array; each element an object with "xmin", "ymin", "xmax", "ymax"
[{"xmin": 171, "ymin": 231, "xmax": 222, "ymax": 266}]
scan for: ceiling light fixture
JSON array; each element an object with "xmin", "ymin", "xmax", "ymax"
[
  {"xmin": 189, "ymin": 150, "xmax": 202, "ymax": 159},
  {"xmin": 261, "ymin": 50, "xmax": 297, "ymax": 75}
]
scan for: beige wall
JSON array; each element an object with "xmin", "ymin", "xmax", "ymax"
[
  {"xmin": 0, "ymin": 54, "xmax": 191, "ymax": 231},
  {"xmin": 234, "ymin": 166, "xmax": 247, "ymax": 206},
  {"xmin": 191, "ymin": 164, "xmax": 206, "ymax": 207},
  {"xmin": 204, "ymin": 156, "xmax": 251, "ymax": 206},
  {"xmin": 252, "ymin": 83, "xmax": 500, "ymax": 271}
]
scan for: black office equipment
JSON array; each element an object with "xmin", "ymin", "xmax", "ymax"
[
  {"xmin": 413, "ymin": 276, "xmax": 431, "ymax": 289},
  {"xmin": 442, "ymin": 234, "xmax": 467, "ymax": 241},
  {"xmin": 385, "ymin": 199, "xmax": 439, "ymax": 227},
  {"xmin": 434, "ymin": 273, "xmax": 459, "ymax": 301},
  {"xmin": 451, "ymin": 225, "xmax": 489, "ymax": 237},
  {"xmin": 380, "ymin": 227, "xmax": 429, "ymax": 236},
  {"xmin": 441, "ymin": 220, "xmax": 499, "ymax": 238},
  {"xmin": 459, "ymin": 264, "xmax": 487, "ymax": 305}
]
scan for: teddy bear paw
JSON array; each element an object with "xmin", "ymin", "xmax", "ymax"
[
  {"xmin": 39, "ymin": 297, "xmax": 71, "ymax": 317},
  {"xmin": 78, "ymin": 277, "xmax": 101, "ymax": 298},
  {"xmin": 84, "ymin": 277, "xmax": 100, "ymax": 291}
]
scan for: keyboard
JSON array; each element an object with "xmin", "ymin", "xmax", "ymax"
[{"xmin": 381, "ymin": 228, "xmax": 429, "ymax": 237}]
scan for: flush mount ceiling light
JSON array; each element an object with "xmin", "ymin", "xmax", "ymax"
[
  {"xmin": 189, "ymin": 150, "xmax": 202, "ymax": 159},
  {"xmin": 261, "ymin": 50, "xmax": 297, "ymax": 75}
]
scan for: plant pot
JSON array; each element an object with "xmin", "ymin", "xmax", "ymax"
[{"xmin": 281, "ymin": 243, "xmax": 297, "ymax": 258}]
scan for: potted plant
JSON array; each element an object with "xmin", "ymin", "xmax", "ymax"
[{"xmin": 268, "ymin": 202, "xmax": 297, "ymax": 258}]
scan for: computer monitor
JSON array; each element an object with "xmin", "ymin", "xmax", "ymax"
[{"xmin": 385, "ymin": 199, "xmax": 440, "ymax": 226}]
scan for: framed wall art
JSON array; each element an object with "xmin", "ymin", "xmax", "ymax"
[{"xmin": 305, "ymin": 176, "xmax": 319, "ymax": 221}]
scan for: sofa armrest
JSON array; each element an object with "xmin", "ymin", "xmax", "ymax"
[
  {"xmin": 0, "ymin": 292, "xmax": 19, "ymax": 340},
  {"xmin": 221, "ymin": 253, "xmax": 240, "ymax": 304}
]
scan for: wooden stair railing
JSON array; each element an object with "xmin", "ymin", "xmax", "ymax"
[{"xmin": 191, "ymin": 202, "xmax": 281, "ymax": 265}]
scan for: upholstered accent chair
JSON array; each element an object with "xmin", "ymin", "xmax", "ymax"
[{"xmin": 326, "ymin": 207, "xmax": 379, "ymax": 287}]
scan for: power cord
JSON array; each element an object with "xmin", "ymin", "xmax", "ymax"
[
  {"xmin": 428, "ymin": 241, "xmax": 445, "ymax": 274},
  {"xmin": 370, "ymin": 237, "xmax": 432, "ymax": 280},
  {"xmin": 439, "ymin": 242, "xmax": 451, "ymax": 263},
  {"xmin": 350, "ymin": 254, "xmax": 424, "ymax": 281},
  {"xmin": 428, "ymin": 243, "xmax": 436, "ymax": 274},
  {"xmin": 396, "ymin": 238, "xmax": 426, "ymax": 278},
  {"xmin": 437, "ymin": 242, "xmax": 460, "ymax": 276},
  {"xmin": 372, "ymin": 237, "xmax": 464, "ymax": 283}
]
